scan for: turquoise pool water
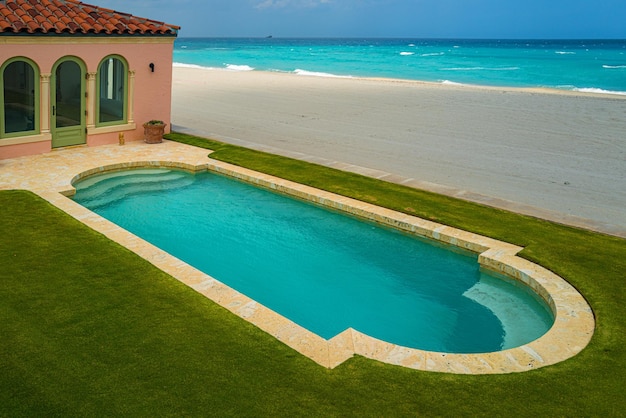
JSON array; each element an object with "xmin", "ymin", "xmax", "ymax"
[{"xmin": 72, "ymin": 168, "xmax": 553, "ymax": 353}]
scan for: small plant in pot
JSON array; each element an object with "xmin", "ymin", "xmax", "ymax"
[{"xmin": 143, "ymin": 120, "xmax": 167, "ymax": 144}]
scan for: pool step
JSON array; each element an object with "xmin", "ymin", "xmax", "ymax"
[{"xmin": 74, "ymin": 170, "xmax": 194, "ymax": 209}]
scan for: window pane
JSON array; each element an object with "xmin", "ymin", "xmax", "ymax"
[
  {"xmin": 3, "ymin": 61, "xmax": 36, "ymax": 134},
  {"xmin": 55, "ymin": 61, "xmax": 82, "ymax": 128},
  {"xmin": 99, "ymin": 58, "xmax": 125, "ymax": 123}
]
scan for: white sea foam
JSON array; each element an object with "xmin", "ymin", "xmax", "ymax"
[
  {"xmin": 225, "ymin": 64, "xmax": 255, "ymax": 71},
  {"xmin": 574, "ymin": 87, "xmax": 626, "ymax": 96},
  {"xmin": 602, "ymin": 65, "xmax": 626, "ymax": 69},
  {"xmin": 421, "ymin": 52, "xmax": 445, "ymax": 57},
  {"xmin": 173, "ymin": 62, "xmax": 257, "ymax": 73},
  {"xmin": 173, "ymin": 62, "xmax": 214, "ymax": 70},
  {"xmin": 441, "ymin": 80, "xmax": 465, "ymax": 86},
  {"xmin": 293, "ymin": 69, "xmax": 352, "ymax": 78},
  {"xmin": 399, "ymin": 52, "xmax": 415, "ymax": 56},
  {"xmin": 555, "ymin": 51, "xmax": 576, "ymax": 55}
]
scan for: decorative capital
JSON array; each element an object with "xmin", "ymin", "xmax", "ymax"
[
  {"xmin": 40, "ymin": 73, "xmax": 51, "ymax": 82},
  {"xmin": 87, "ymin": 72, "xmax": 97, "ymax": 81}
]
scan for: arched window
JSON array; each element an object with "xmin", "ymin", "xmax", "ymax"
[
  {"xmin": 1, "ymin": 58, "xmax": 39, "ymax": 138},
  {"xmin": 97, "ymin": 56, "xmax": 127, "ymax": 125}
]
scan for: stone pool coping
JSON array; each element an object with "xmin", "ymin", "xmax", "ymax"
[{"xmin": 0, "ymin": 141, "xmax": 595, "ymax": 374}]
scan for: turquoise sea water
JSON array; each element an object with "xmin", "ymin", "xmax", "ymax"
[
  {"xmin": 73, "ymin": 169, "xmax": 553, "ymax": 354},
  {"xmin": 174, "ymin": 38, "xmax": 626, "ymax": 94}
]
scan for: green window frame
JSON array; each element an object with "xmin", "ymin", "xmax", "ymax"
[
  {"xmin": 96, "ymin": 55, "xmax": 128, "ymax": 126},
  {"xmin": 1, "ymin": 57, "xmax": 40, "ymax": 139}
]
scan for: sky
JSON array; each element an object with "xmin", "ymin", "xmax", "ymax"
[{"xmin": 94, "ymin": 0, "xmax": 626, "ymax": 39}]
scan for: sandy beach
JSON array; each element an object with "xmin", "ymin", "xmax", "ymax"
[{"xmin": 171, "ymin": 67, "xmax": 626, "ymax": 237}]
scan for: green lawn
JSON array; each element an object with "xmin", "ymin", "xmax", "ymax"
[{"xmin": 1, "ymin": 132, "xmax": 624, "ymax": 417}]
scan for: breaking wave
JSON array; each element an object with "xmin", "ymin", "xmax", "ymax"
[
  {"xmin": 574, "ymin": 87, "xmax": 626, "ymax": 96},
  {"xmin": 173, "ymin": 62, "xmax": 211, "ymax": 69},
  {"xmin": 440, "ymin": 80, "xmax": 466, "ymax": 86},
  {"xmin": 294, "ymin": 69, "xmax": 352, "ymax": 78},
  {"xmin": 225, "ymin": 64, "xmax": 255, "ymax": 71}
]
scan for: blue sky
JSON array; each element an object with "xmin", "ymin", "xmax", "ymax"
[{"xmin": 95, "ymin": 0, "xmax": 626, "ymax": 39}]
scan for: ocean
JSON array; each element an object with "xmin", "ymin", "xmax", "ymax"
[{"xmin": 173, "ymin": 38, "xmax": 626, "ymax": 95}]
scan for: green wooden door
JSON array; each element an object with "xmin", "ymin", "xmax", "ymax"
[{"xmin": 52, "ymin": 59, "xmax": 85, "ymax": 148}]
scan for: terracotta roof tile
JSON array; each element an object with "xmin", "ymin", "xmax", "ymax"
[
  {"xmin": 26, "ymin": 19, "xmax": 39, "ymax": 32},
  {"xmin": 40, "ymin": 20, "xmax": 52, "ymax": 31},
  {"xmin": 0, "ymin": 0, "xmax": 179, "ymax": 35}
]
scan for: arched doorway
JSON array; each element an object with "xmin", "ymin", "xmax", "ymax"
[{"xmin": 51, "ymin": 57, "xmax": 86, "ymax": 148}]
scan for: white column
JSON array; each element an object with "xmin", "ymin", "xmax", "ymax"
[
  {"xmin": 40, "ymin": 73, "xmax": 51, "ymax": 134},
  {"xmin": 86, "ymin": 72, "xmax": 97, "ymax": 128},
  {"xmin": 128, "ymin": 70, "xmax": 135, "ymax": 124}
]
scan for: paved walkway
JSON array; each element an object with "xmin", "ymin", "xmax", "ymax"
[{"xmin": 0, "ymin": 140, "xmax": 210, "ymax": 194}]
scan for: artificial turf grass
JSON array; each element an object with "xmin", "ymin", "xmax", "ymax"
[
  {"xmin": 2, "ymin": 136, "xmax": 626, "ymax": 416},
  {"xmin": 0, "ymin": 191, "xmax": 508, "ymax": 417},
  {"xmin": 0, "ymin": 190, "xmax": 335, "ymax": 416}
]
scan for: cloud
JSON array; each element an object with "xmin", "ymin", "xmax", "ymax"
[{"xmin": 256, "ymin": 0, "xmax": 331, "ymax": 10}]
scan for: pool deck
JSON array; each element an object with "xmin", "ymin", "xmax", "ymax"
[{"xmin": 0, "ymin": 140, "xmax": 595, "ymax": 374}]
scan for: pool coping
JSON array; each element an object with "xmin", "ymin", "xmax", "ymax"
[{"xmin": 1, "ymin": 141, "xmax": 594, "ymax": 374}]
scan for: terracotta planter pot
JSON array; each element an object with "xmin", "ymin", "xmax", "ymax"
[{"xmin": 143, "ymin": 122, "xmax": 166, "ymax": 144}]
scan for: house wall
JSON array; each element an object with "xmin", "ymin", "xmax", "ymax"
[{"xmin": 0, "ymin": 36, "xmax": 175, "ymax": 159}]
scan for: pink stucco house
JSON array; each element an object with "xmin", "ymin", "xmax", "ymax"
[{"xmin": 0, "ymin": 0, "xmax": 179, "ymax": 159}]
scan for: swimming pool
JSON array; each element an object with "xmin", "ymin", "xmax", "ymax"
[{"xmin": 72, "ymin": 168, "xmax": 553, "ymax": 354}]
